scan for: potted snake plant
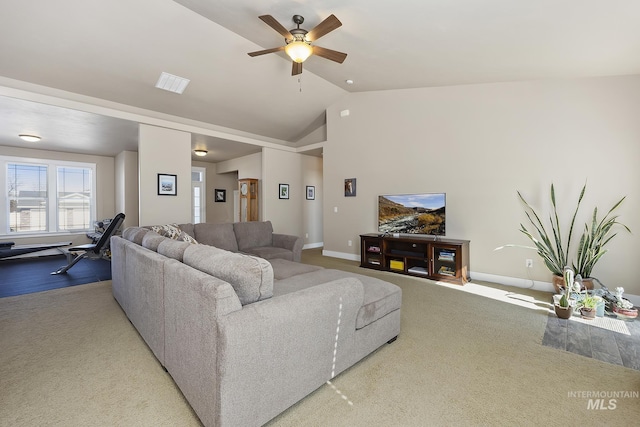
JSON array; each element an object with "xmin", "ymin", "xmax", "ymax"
[
  {"xmin": 499, "ymin": 183, "xmax": 629, "ymax": 293},
  {"xmin": 572, "ymin": 198, "xmax": 630, "ymax": 285},
  {"xmin": 499, "ymin": 183, "xmax": 585, "ymax": 293}
]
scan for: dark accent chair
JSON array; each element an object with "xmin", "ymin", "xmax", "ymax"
[{"xmin": 51, "ymin": 213, "xmax": 125, "ymax": 275}]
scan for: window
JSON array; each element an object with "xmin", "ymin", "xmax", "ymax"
[
  {"xmin": 191, "ymin": 168, "xmax": 206, "ymax": 224},
  {"xmin": 7, "ymin": 163, "xmax": 48, "ymax": 232},
  {"xmin": 2, "ymin": 156, "xmax": 96, "ymax": 235},
  {"xmin": 57, "ymin": 167, "xmax": 93, "ymax": 231}
]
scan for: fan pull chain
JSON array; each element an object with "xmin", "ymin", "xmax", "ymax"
[{"xmin": 298, "ymin": 76, "xmax": 303, "ymax": 92}]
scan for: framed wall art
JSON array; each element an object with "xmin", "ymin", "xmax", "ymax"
[
  {"xmin": 215, "ymin": 188, "xmax": 226, "ymax": 202},
  {"xmin": 279, "ymin": 184, "xmax": 289, "ymax": 199},
  {"xmin": 306, "ymin": 186, "xmax": 315, "ymax": 200},
  {"xmin": 344, "ymin": 178, "xmax": 356, "ymax": 197},
  {"xmin": 158, "ymin": 173, "xmax": 177, "ymax": 196}
]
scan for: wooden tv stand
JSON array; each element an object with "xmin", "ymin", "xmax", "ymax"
[{"xmin": 360, "ymin": 233, "xmax": 470, "ymax": 285}]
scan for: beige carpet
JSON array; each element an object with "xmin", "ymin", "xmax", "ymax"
[{"xmin": 1, "ymin": 250, "xmax": 639, "ymax": 426}]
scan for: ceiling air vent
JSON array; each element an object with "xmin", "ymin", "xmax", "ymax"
[{"xmin": 155, "ymin": 72, "xmax": 190, "ymax": 94}]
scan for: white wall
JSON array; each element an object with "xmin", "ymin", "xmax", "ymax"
[
  {"xmin": 262, "ymin": 147, "xmax": 303, "ymax": 236},
  {"xmin": 323, "ymin": 75, "xmax": 640, "ymax": 294},
  {"xmin": 138, "ymin": 124, "xmax": 191, "ymax": 225},
  {"xmin": 115, "ymin": 150, "xmax": 139, "ymax": 228},
  {"xmin": 296, "ymin": 124, "xmax": 326, "ymax": 146},
  {"xmin": 216, "ymin": 152, "xmax": 262, "ymax": 179},
  {"xmin": 216, "ymin": 152, "xmax": 262, "ymax": 221},
  {"xmin": 192, "ymin": 160, "xmax": 237, "ymax": 223},
  {"xmin": 302, "ymin": 155, "xmax": 323, "ymax": 247}
]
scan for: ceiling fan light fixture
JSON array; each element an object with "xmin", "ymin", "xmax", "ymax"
[
  {"xmin": 194, "ymin": 149, "xmax": 208, "ymax": 157},
  {"xmin": 285, "ymin": 41, "xmax": 313, "ymax": 63},
  {"xmin": 19, "ymin": 134, "xmax": 41, "ymax": 142}
]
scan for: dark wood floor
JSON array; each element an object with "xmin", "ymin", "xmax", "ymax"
[
  {"xmin": 0, "ymin": 255, "xmax": 112, "ymax": 298},
  {"xmin": 543, "ymin": 313, "xmax": 640, "ymax": 370}
]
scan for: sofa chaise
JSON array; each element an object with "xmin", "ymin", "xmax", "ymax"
[{"xmin": 111, "ymin": 222, "xmax": 402, "ymax": 427}]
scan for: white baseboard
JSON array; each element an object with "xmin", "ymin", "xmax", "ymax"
[
  {"xmin": 471, "ymin": 272, "xmax": 640, "ymax": 306},
  {"xmin": 303, "ymin": 242, "xmax": 323, "ymax": 250},
  {"xmin": 321, "ymin": 250, "xmax": 360, "ymax": 262},
  {"xmin": 318, "ymin": 251, "xmax": 640, "ymax": 305},
  {"xmin": 470, "ymin": 271, "xmax": 555, "ymax": 292}
]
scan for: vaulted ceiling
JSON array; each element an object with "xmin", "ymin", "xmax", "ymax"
[{"xmin": 1, "ymin": 0, "xmax": 639, "ymax": 161}]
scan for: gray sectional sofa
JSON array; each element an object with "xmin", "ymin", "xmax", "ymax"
[
  {"xmin": 147, "ymin": 220, "xmax": 303, "ymax": 262},
  {"xmin": 111, "ymin": 222, "xmax": 402, "ymax": 427}
]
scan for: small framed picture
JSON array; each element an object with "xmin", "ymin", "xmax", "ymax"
[
  {"xmin": 344, "ymin": 178, "xmax": 356, "ymax": 197},
  {"xmin": 215, "ymin": 189, "xmax": 226, "ymax": 202},
  {"xmin": 158, "ymin": 173, "xmax": 177, "ymax": 196},
  {"xmin": 279, "ymin": 183, "xmax": 289, "ymax": 199},
  {"xmin": 306, "ymin": 186, "xmax": 315, "ymax": 200}
]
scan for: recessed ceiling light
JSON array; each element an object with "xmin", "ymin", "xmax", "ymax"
[
  {"xmin": 194, "ymin": 149, "xmax": 208, "ymax": 157},
  {"xmin": 19, "ymin": 134, "xmax": 41, "ymax": 142},
  {"xmin": 155, "ymin": 72, "xmax": 190, "ymax": 94}
]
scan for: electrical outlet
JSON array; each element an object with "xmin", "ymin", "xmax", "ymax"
[
  {"xmin": 348, "ymin": 240, "xmax": 352, "ymax": 247},
  {"xmin": 525, "ymin": 259, "xmax": 533, "ymax": 268},
  {"xmin": 305, "ymin": 233, "xmax": 309, "ymax": 238}
]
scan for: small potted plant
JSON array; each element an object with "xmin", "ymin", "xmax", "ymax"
[
  {"xmin": 612, "ymin": 287, "xmax": 638, "ymax": 320},
  {"xmin": 554, "ymin": 267, "xmax": 575, "ymax": 319},
  {"xmin": 578, "ymin": 291, "xmax": 598, "ymax": 320}
]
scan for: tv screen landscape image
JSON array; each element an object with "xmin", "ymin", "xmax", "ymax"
[{"xmin": 378, "ymin": 193, "xmax": 446, "ymax": 235}]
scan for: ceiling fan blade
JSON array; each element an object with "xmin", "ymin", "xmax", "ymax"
[
  {"xmin": 292, "ymin": 61, "xmax": 303, "ymax": 76},
  {"xmin": 248, "ymin": 46, "xmax": 285, "ymax": 57},
  {"xmin": 312, "ymin": 46, "xmax": 347, "ymax": 64},
  {"xmin": 259, "ymin": 15, "xmax": 293, "ymax": 39},
  {"xmin": 306, "ymin": 14, "xmax": 342, "ymax": 41}
]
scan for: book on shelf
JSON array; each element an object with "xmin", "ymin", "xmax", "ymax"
[
  {"xmin": 407, "ymin": 266, "xmax": 429, "ymax": 275},
  {"xmin": 438, "ymin": 266, "xmax": 455, "ymax": 276},
  {"xmin": 438, "ymin": 251, "xmax": 455, "ymax": 262},
  {"xmin": 368, "ymin": 259, "xmax": 381, "ymax": 265},
  {"xmin": 389, "ymin": 260, "xmax": 404, "ymax": 270}
]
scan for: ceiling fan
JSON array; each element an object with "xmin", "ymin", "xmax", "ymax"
[{"xmin": 248, "ymin": 14, "xmax": 347, "ymax": 76}]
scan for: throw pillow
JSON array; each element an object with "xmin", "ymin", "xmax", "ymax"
[{"xmin": 151, "ymin": 223, "xmax": 198, "ymax": 244}]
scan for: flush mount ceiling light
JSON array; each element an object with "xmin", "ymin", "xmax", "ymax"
[
  {"xmin": 194, "ymin": 149, "xmax": 208, "ymax": 157},
  {"xmin": 19, "ymin": 134, "xmax": 41, "ymax": 142},
  {"xmin": 155, "ymin": 72, "xmax": 190, "ymax": 94}
]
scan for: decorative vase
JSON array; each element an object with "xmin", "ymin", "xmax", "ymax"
[
  {"xmin": 581, "ymin": 278, "xmax": 594, "ymax": 291},
  {"xmin": 580, "ymin": 307, "xmax": 596, "ymax": 320},
  {"xmin": 554, "ymin": 304, "xmax": 573, "ymax": 319},
  {"xmin": 594, "ymin": 297, "xmax": 605, "ymax": 317},
  {"xmin": 552, "ymin": 275, "xmax": 594, "ymax": 293}
]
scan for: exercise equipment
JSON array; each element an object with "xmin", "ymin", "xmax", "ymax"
[{"xmin": 51, "ymin": 212, "xmax": 125, "ymax": 275}]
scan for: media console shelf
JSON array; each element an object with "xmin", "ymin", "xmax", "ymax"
[{"xmin": 360, "ymin": 233, "xmax": 470, "ymax": 285}]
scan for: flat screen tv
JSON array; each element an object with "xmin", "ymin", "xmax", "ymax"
[{"xmin": 378, "ymin": 193, "xmax": 446, "ymax": 236}]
